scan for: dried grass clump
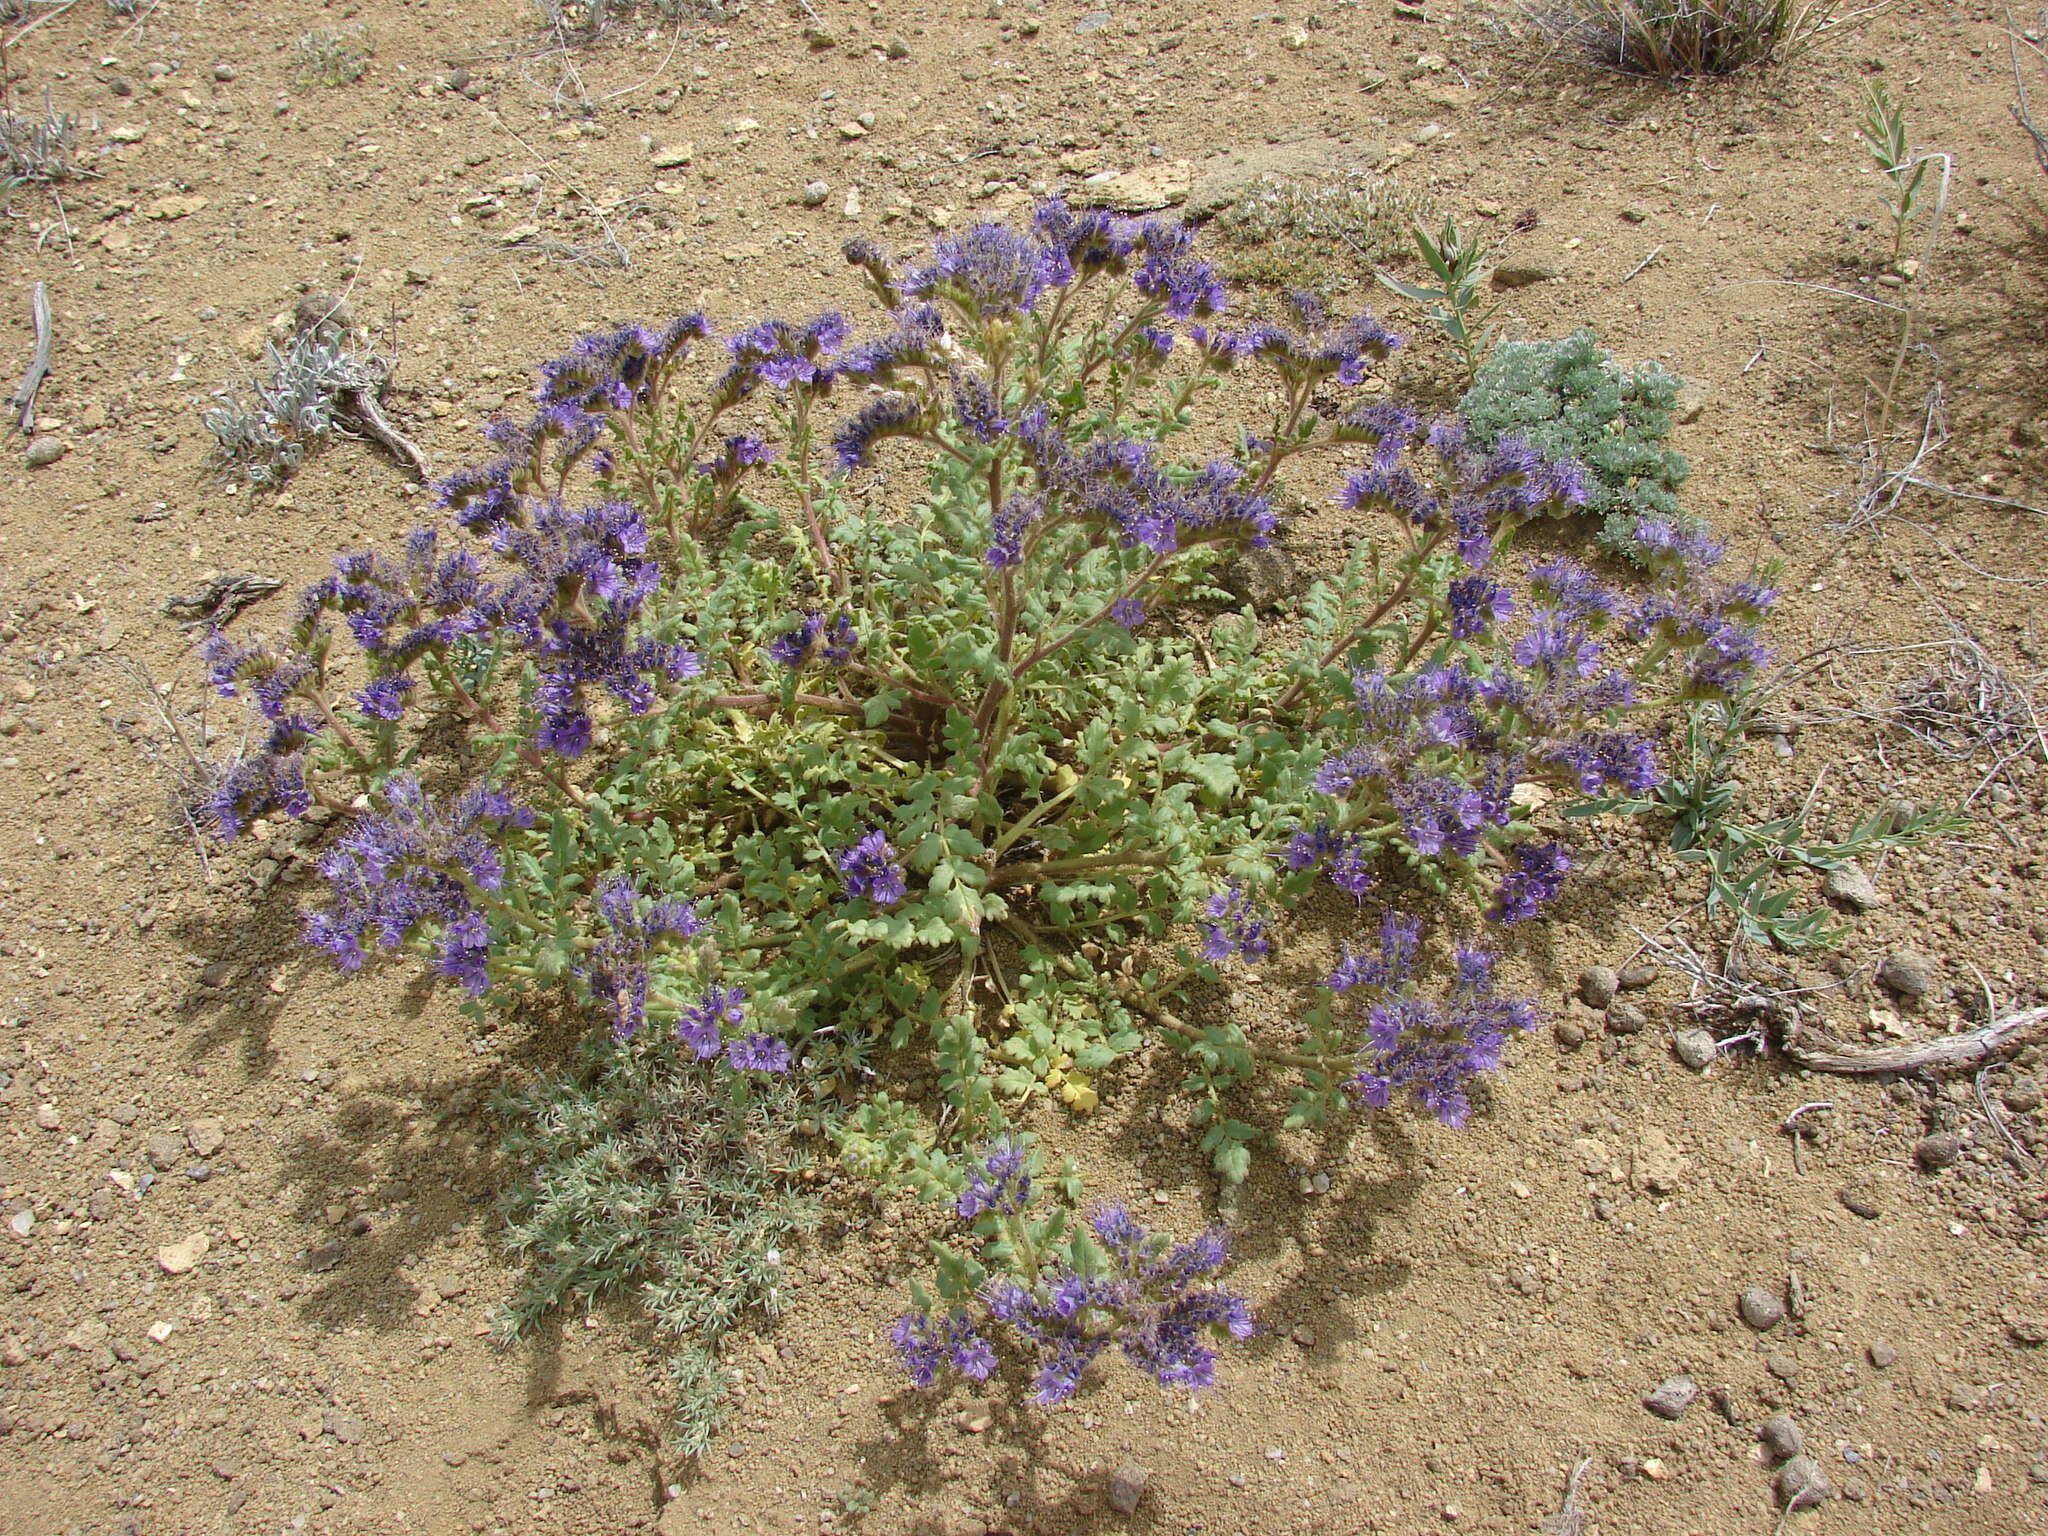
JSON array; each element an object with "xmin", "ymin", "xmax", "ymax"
[
  {"xmin": 1553, "ymin": 0, "xmax": 1844, "ymax": 77},
  {"xmin": 0, "ymin": 95, "xmax": 83, "ymax": 186}
]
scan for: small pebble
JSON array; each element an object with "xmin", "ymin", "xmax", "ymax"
[
  {"xmin": 1578, "ymin": 966, "xmax": 1619, "ymax": 1009},
  {"xmin": 1914, "ymin": 1132, "xmax": 1963, "ymax": 1172},
  {"xmin": 1642, "ymin": 1375, "xmax": 1697, "ymax": 1421},
  {"xmin": 1821, "ymin": 861, "xmax": 1884, "ymax": 911},
  {"xmin": 212, "ymin": 62, "xmax": 237, "ymax": 81},
  {"xmin": 1107, "ymin": 1462, "xmax": 1149, "ymax": 1516},
  {"xmin": 23, "ymin": 437, "xmax": 65, "ymax": 468},
  {"xmin": 1879, "ymin": 949, "xmax": 1937, "ymax": 1001},
  {"xmin": 1617, "ymin": 962, "xmax": 1660, "ymax": 991},
  {"xmin": 1739, "ymin": 1287, "xmax": 1785, "ymax": 1332},
  {"xmin": 1867, "ymin": 1338, "xmax": 1898, "ymax": 1369},
  {"xmin": 1759, "ymin": 1414, "xmax": 1804, "ymax": 1461},
  {"xmin": 32, "ymin": 1103, "xmax": 60, "ymax": 1131},
  {"xmin": 1837, "ymin": 1183, "xmax": 1882, "ymax": 1220},
  {"xmin": 1673, "ymin": 1028, "xmax": 1716, "ymax": 1070},
  {"xmin": 801, "ymin": 179, "xmax": 829, "ymax": 207},
  {"xmin": 1776, "ymin": 1455, "xmax": 1830, "ymax": 1511},
  {"xmin": 2002, "ymin": 1079, "xmax": 2043, "ymax": 1114},
  {"xmin": 1553, "ymin": 1018, "xmax": 1586, "ymax": 1051}
]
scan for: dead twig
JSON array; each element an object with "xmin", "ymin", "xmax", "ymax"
[
  {"xmin": 1777, "ymin": 1007, "xmax": 2048, "ymax": 1075},
  {"xmin": 10, "ymin": 278, "xmax": 49, "ymax": 434},
  {"xmin": 1541, "ymin": 1456, "xmax": 1592, "ymax": 1536},
  {"xmin": 336, "ymin": 387, "xmax": 432, "ymax": 484}
]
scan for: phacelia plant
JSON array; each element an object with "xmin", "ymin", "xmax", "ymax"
[{"xmin": 197, "ymin": 202, "xmax": 1769, "ymax": 1430}]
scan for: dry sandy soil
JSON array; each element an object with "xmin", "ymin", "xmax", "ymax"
[{"xmin": 2, "ymin": 1, "xmax": 2048, "ymax": 1533}]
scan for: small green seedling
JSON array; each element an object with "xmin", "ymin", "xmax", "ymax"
[
  {"xmin": 1860, "ymin": 81, "xmax": 1933, "ymax": 262},
  {"xmin": 1377, "ymin": 217, "xmax": 1500, "ymax": 383}
]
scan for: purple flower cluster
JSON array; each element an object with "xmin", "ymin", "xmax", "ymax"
[
  {"xmin": 957, "ymin": 1136, "xmax": 1033, "ymax": 1221},
  {"xmin": 1010, "ymin": 410, "xmax": 1278, "ymax": 559},
  {"xmin": 767, "ymin": 611, "xmax": 858, "ymax": 669},
  {"xmin": 836, "ymin": 830, "xmax": 908, "ymax": 907},
  {"xmin": 1193, "ymin": 289, "xmax": 1403, "ymax": 387},
  {"xmin": 890, "ymin": 1310, "xmax": 998, "ymax": 1389},
  {"xmin": 1200, "ymin": 882, "xmax": 1271, "ymax": 965},
  {"xmin": 1337, "ymin": 412, "xmax": 1587, "ymax": 571},
  {"xmin": 1279, "ymin": 824, "xmax": 1375, "ymax": 901},
  {"xmin": 301, "ymin": 775, "xmax": 533, "ymax": 995},
  {"xmin": 1490, "ymin": 841, "xmax": 1572, "ymax": 924},
  {"xmin": 1328, "ymin": 919, "xmax": 1538, "ymax": 1128},
  {"xmin": 891, "ymin": 1206, "xmax": 1253, "ymax": 1405},
  {"xmin": 582, "ymin": 875, "xmax": 702, "ymax": 1040}
]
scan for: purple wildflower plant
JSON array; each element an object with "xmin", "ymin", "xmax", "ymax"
[{"xmin": 580, "ymin": 875, "xmax": 703, "ymax": 1041}]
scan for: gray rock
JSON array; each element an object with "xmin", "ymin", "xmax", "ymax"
[
  {"xmin": 1739, "ymin": 1287, "xmax": 1785, "ymax": 1332},
  {"xmin": 1222, "ymin": 544, "xmax": 1302, "ymax": 610},
  {"xmin": 144, "ymin": 1131, "xmax": 183, "ymax": 1171},
  {"xmin": 212, "ymin": 63, "xmax": 237, "ymax": 82},
  {"xmin": 23, "ymin": 437, "xmax": 65, "ymax": 468},
  {"xmin": 1914, "ymin": 1131, "xmax": 1962, "ymax": 1171},
  {"xmin": 1760, "ymin": 1414, "xmax": 1804, "ymax": 1461},
  {"xmin": 1107, "ymin": 1462, "xmax": 1150, "ymax": 1515},
  {"xmin": 1776, "ymin": 1456, "xmax": 1829, "ymax": 1510},
  {"xmin": 185, "ymin": 1118, "xmax": 226, "ymax": 1159},
  {"xmin": 1184, "ymin": 136, "xmax": 1385, "ymax": 220},
  {"xmin": 1578, "ymin": 966, "xmax": 1619, "ymax": 1009},
  {"xmin": 1867, "ymin": 1338, "xmax": 1898, "ymax": 1369},
  {"xmin": 1605, "ymin": 1001, "xmax": 1647, "ymax": 1036},
  {"xmin": 1490, "ymin": 263, "xmax": 1559, "ymax": 290},
  {"xmin": 1673, "ymin": 1028, "xmax": 1716, "ymax": 1070},
  {"xmin": 1879, "ymin": 949, "xmax": 1937, "ymax": 1000},
  {"xmin": 1822, "ymin": 861, "xmax": 1884, "ymax": 911},
  {"xmin": 801, "ymin": 180, "xmax": 829, "ymax": 207},
  {"xmin": 1642, "ymin": 1375, "xmax": 1698, "ymax": 1421}
]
